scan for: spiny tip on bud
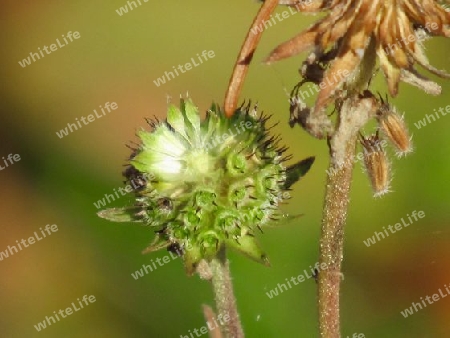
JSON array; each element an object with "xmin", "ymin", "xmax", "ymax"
[
  {"xmin": 360, "ymin": 133, "xmax": 391, "ymax": 198},
  {"xmin": 376, "ymin": 101, "xmax": 413, "ymax": 157}
]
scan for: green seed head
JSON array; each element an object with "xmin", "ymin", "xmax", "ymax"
[{"xmin": 98, "ymin": 98, "xmax": 314, "ymax": 275}]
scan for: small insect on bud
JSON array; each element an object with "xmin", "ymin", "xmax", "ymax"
[
  {"xmin": 376, "ymin": 99, "xmax": 413, "ymax": 157},
  {"xmin": 360, "ymin": 133, "xmax": 391, "ymax": 197}
]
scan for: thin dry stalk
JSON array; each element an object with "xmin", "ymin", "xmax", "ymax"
[{"xmin": 224, "ymin": 0, "xmax": 278, "ymax": 117}]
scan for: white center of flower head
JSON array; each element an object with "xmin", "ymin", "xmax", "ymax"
[
  {"xmin": 186, "ymin": 150, "xmax": 212, "ymax": 176},
  {"xmin": 156, "ymin": 157, "xmax": 183, "ymax": 175}
]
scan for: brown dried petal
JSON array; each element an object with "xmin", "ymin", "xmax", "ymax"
[
  {"xmin": 361, "ymin": 135, "xmax": 391, "ymax": 197},
  {"xmin": 265, "ymin": 30, "xmax": 318, "ymax": 64},
  {"xmin": 376, "ymin": 105, "xmax": 413, "ymax": 156}
]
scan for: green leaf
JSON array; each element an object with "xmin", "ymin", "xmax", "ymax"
[
  {"xmin": 167, "ymin": 104, "xmax": 188, "ymax": 140},
  {"xmin": 264, "ymin": 213, "xmax": 304, "ymax": 228},
  {"xmin": 181, "ymin": 98, "xmax": 201, "ymax": 145},
  {"xmin": 141, "ymin": 234, "xmax": 170, "ymax": 254},
  {"xmin": 201, "ymin": 108, "xmax": 220, "ymax": 146},
  {"xmin": 284, "ymin": 156, "xmax": 315, "ymax": 189},
  {"xmin": 226, "ymin": 235, "xmax": 270, "ymax": 267},
  {"xmin": 183, "ymin": 244, "xmax": 203, "ymax": 276},
  {"xmin": 182, "ymin": 98, "xmax": 200, "ymax": 130}
]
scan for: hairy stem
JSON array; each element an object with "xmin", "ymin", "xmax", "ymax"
[
  {"xmin": 210, "ymin": 247, "xmax": 244, "ymax": 338},
  {"xmin": 317, "ymin": 95, "xmax": 376, "ymax": 337},
  {"xmin": 317, "ymin": 135, "xmax": 356, "ymax": 338}
]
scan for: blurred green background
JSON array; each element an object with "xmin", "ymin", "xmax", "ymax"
[{"xmin": 1, "ymin": 1, "xmax": 450, "ymax": 337}]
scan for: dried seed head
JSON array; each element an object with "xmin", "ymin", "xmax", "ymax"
[
  {"xmin": 360, "ymin": 134, "xmax": 391, "ymax": 198},
  {"xmin": 266, "ymin": 0, "xmax": 450, "ymax": 111},
  {"xmin": 376, "ymin": 100, "xmax": 413, "ymax": 157}
]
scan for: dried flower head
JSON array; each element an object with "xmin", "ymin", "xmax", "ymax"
[
  {"xmin": 266, "ymin": 0, "xmax": 450, "ymax": 112},
  {"xmin": 98, "ymin": 98, "xmax": 314, "ymax": 275}
]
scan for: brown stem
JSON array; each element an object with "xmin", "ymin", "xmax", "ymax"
[
  {"xmin": 317, "ymin": 135, "xmax": 356, "ymax": 338},
  {"xmin": 317, "ymin": 95, "xmax": 376, "ymax": 337},
  {"xmin": 224, "ymin": 0, "xmax": 278, "ymax": 118},
  {"xmin": 202, "ymin": 305, "xmax": 223, "ymax": 338},
  {"xmin": 209, "ymin": 247, "xmax": 244, "ymax": 338}
]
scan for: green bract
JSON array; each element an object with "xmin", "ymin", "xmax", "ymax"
[{"xmin": 98, "ymin": 98, "xmax": 314, "ymax": 275}]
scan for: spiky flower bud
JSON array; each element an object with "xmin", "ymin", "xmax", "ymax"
[
  {"xmin": 376, "ymin": 101, "xmax": 413, "ymax": 157},
  {"xmin": 98, "ymin": 98, "xmax": 314, "ymax": 275},
  {"xmin": 360, "ymin": 133, "xmax": 391, "ymax": 198}
]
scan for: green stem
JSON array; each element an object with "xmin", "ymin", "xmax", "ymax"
[{"xmin": 209, "ymin": 247, "xmax": 244, "ymax": 338}]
